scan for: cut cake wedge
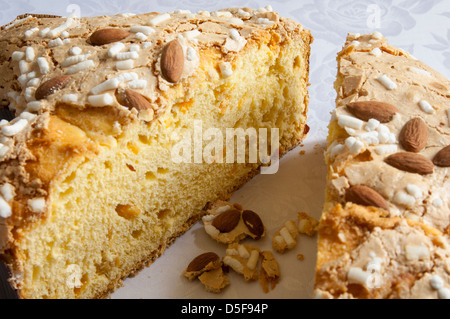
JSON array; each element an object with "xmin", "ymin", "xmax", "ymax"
[
  {"xmin": 315, "ymin": 33, "xmax": 450, "ymax": 299},
  {"xmin": 0, "ymin": 8, "xmax": 312, "ymax": 298}
]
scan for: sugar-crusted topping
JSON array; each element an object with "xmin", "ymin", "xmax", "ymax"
[
  {"xmin": 408, "ymin": 66, "xmax": 431, "ymax": 77},
  {"xmin": 26, "ymin": 101, "xmax": 42, "ymax": 112},
  {"xmin": 88, "ymin": 93, "xmax": 114, "ymax": 107},
  {"xmin": 237, "ymin": 9, "xmax": 251, "ymax": 17},
  {"xmin": 116, "ymin": 59, "xmax": 134, "ymax": 70},
  {"xmin": 345, "ymin": 136, "xmax": 364, "ymax": 155},
  {"xmin": 0, "ymin": 144, "xmax": 9, "ymax": 158},
  {"xmin": 24, "ymin": 27, "xmax": 39, "ymax": 38},
  {"xmin": 405, "ymin": 245, "xmax": 430, "ymax": 260},
  {"xmin": 229, "ymin": 18, "xmax": 244, "ymax": 26},
  {"xmin": 377, "ymin": 74, "xmax": 397, "ymax": 90},
  {"xmin": 256, "ymin": 18, "xmax": 273, "ymax": 25},
  {"xmin": 438, "ymin": 288, "xmax": 450, "ymax": 299},
  {"xmin": 0, "ymin": 196, "xmax": 12, "ymax": 218},
  {"xmin": 393, "ymin": 191, "xmax": 416, "ymax": 208},
  {"xmin": 69, "ymin": 46, "xmax": 82, "ymax": 56},
  {"xmin": 213, "ymin": 11, "xmax": 233, "ymax": 18},
  {"xmin": 431, "ymin": 197, "xmax": 443, "ymax": 208},
  {"xmin": 107, "ymin": 43, "xmax": 125, "ymax": 58},
  {"xmin": 48, "ymin": 37, "xmax": 64, "ymax": 47},
  {"xmin": 183, "ymin": 30, "xmax": 201, "ymax": 41},
  {"xmin": 28, "ymin": 197, "xmax": 46, "ymax": 213},
  {"xmin": 37, "ymin": 57, "xmax": 50, "ymax": 74},
  {"xmin": 115, "ymin": 51, "xmax": 139, "ymax": 60},
  {"xmin": 365, "ymin": 118, "xmax": 380, "ymax": 131},
  {"xmin": 375, "ymin": 144, "xmax": 398, "ymax": 155},
  {"xmin": 370, "ymin": 47, "xmax": 382, "ymax": 57},
  {"xmin": 4, "ymin": 15, "xmax": 32, "ymax": 30},
  {"xmin": 186, "ymin": 47, "xmax": 197, "ymax": 61},
  {"xmin": 62, "ymin": 93, "xmax": 78, "ymax": 104},
  {"xmin": 371, "ymin": 31, "xmax": 383, "ymax": 40},
  {"xmin": 47, "ymin": 15, "xmax": 76, "ymax": 38},
  {"xmin": 128, "ymin": 80, "xmax": 147, "ymax": 90},
  {"xmin": 338, "ymin": 114, "xmax": 364, "ymax": 130},
  {"xmin": 1, "ymin": 119, "xmax": 28, "ymax": 137},
  {"xmin": 39, "ymin": 27, "xmax": 51, "ymax": 37},
  {"xmin": 149, "ymin": 13, "xmax": 171, "ymax": 26},
  {"xmin": 0, "ymin": 183, "xmax": 15, "ymax": 202},
  {"xmin": 419, "ymin": 100, "xmax": 434, "ymax": 114},
  {"xmin": 347, "ymin": 267, "xmax": 372, "ymax": 286},
  {"xmin": 66, "ymin": 60, "xmax": 95, "ymax": 75},
  {"xmin": 134, "ymin": 32, "xmax": 147, "ymax": 41},
  {"xmin": 62, "ymin": 54, "xmax": 90, "ymax": 67},
  {"xmin": 330, "ymin": 143, "xmax": 345, "ymax": 157},
  {"xmin": 12, "ymin": 51, "xmax": 25, "ymax": 61},
  {"xmin": 130, "ymin": 25, "xmax": 155, "ymax": 35},
  {"xmin": 406, "ymin": 184, "xmax": 422, "ymax": 199},
  {"xmin": 430, "ymin": 275, "xmax": 444, "ymax": 290},
  {"xmin": 219, "ymin": 62, "xmax": 233, "ymax": 78},
  {"xmin": 19, "ymin": 60, "xmax": 30, "ymax": 74},
  {"xmin": 90, "ymin": 73, "xmax": 138, "ymax": 95}
]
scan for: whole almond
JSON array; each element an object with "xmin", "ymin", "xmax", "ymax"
[
  {"xmin": 35, "ymin": 75, "xmax": 71, "ymax": 100},
  {"xmin": 186, "ymin": 252, "xmax": 220, "ymax": 272},
  {"xmin": 399, "ymin": 118, "xmax": 428, "ymax": 153},
  {"xmin": 385, "ymin": 152, "xmax": 434, "ymax": 175},
  {"xmin": 347, "ymin": 101, "xmax": 399, "ymax": 123},
  {"xmin": 89, "ymin": 28, "xmax": 130, "ymax": 45},
  {"xmin": 242, "ymin": 210, "xmax": 265, "ymax": 239},
  {"xmin": 212, "ymin": 208, "xmax": 241, "ymax": 233},
  {"xmin": 122, "ymin": 89, "xmax": 152, "ymax": 111},
  {"xmin": 433, "ymin": 145, "xmax": 450, "ymax": 167},
  {"xmin": 161, "ymin": 39, "xmax": 184, "ymax": 83},
  {"xmin": 345, "ymin": 185, "xmax": 389, "ymax": 210}
]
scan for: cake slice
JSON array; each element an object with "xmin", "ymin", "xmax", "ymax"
[
  {"xmin": 0, "ymin": 8, "xmax": 312, "ymax": 299},
  {"xmin": 315, "ymin": 33, "xmax": 450, "ymax": 299}
]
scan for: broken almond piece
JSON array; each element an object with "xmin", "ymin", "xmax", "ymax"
[
  {"xmin": 297, "ymin": 212, "xmax": 319, "ymax": 236},
  {"xmin": 183, "ymin": 252, "xmax": 221, "ymax": 281},
  {"xmin": 223, "ymin": 243, "xmax": 260, "ymax": 281},
  {"xmin": 202, "ymin": 200, "xmax": 265, "ymax": 244},
  {"xmin": 198, "ymin": 267, "xmax": 230, "ymax": 294},
  {"xmin": 272, "ymin": 220, "xmax": 298, "ymax": 253},
  {"xmin": 259, "ymin": 251, "xmax": 280, "ymax": 293}
]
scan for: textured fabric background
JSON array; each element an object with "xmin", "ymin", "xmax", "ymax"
[{"xmin": 0, "ymin": 0, "xmax": 449, "ymax": 299}]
